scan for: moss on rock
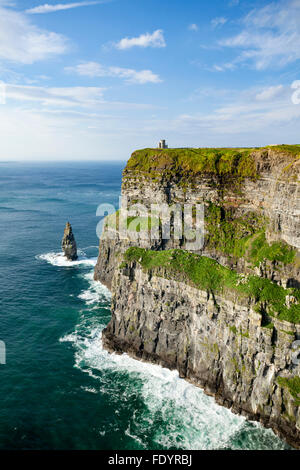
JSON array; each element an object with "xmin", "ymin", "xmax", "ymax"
[
  {"xmin": 205, "ymin": 203, "xmax": 296, "ymax": 266},
  {"xmin": 124, "ymin": 145, "xmax": 300, "ymax": 186},
  {"xmin": 124, "ymin": 147, "xmax": 259, "ymax": 184},
  {"xmin": 277, "ymin": 376, "xmax": 300, "ymax": 405},
  {"xmin": 123, "ymin": 247, "xmax": 300, "ymax": 324}
]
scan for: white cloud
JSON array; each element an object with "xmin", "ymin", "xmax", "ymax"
[
  {"xmin": 5, "ymin": 84, "xmax": 106, "ymax": 107},
  {"xmin": 255, "ymin": 85, "xmax": 284, "ymax": 101},
  {"xmin": 0, "ymin": 5, "xmax": 67, "ymax": 63},
  {"xmin": 2, "ymin": 81, "xmax": 159, "ymax": 112},
  {"xmin": 114, "ymin": 29, "xmax": 166, "ymax": 50},
  {"xmin": 211, "ymin": 63, "xmax": 235, "ymax": 72},
  {"xmin": 219, "ymin": 0, "xmax": 300, "ymax": 69},
  {"xmin": 0, "ymin": 80, "xmax": 299, "ymax": 160},
  {"xmin": 188, "ymin": 24, "xmax": 198, "ymax": 32},
  {"xmin": 133, "ymin": 84, "xmax": 300, "ymax": 147},
  {"xmin": 211, "ymin": 17, "xmax": 227, "ymax": 28},
  {"xmin": 173, "ymin": 83, "xmax": 300, "ymax": 141},
  {"xmin": 65, "ymin": 61, "xmax": 162, "ymax": 84},
  {"xmin": 0, "ymin": 82, "xmax": 162, "ymax": 160},
  {"xmin": 26, "ymin": 1, "xmax": 102, "ymax": 14}
]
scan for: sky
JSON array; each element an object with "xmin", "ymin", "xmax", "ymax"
[{"xmin": 0, "ymin": 0, "xmax": 300, "ymax": 160}]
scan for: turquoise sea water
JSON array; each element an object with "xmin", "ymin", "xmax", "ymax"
[{"xmin": 0, "ymin": 161, "xmax": 290, "ymax": 450}]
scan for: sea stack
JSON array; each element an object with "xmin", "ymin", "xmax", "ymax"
[{"xmin": 61, "ymin": 222, "xmax": 78, "ymax": 261}]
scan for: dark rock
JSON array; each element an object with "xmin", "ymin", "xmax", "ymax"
[
  {"xmin": 95, "ymin": 147, "xmax": 300, "ymax": 448},
  {"xmin": 103, "ymin": 266, "xmax": 300, "ymax": 449},
  {"xmin": 62, "ymin": 222, "xmax": 77, "ymax": 260}
]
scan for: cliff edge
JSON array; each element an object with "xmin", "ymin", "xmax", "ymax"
[{"xmin": 95, "ymin": 145, "xmax": 300, "ymax": 448}]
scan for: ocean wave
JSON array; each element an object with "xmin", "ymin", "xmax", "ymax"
[
  {"xmin": 78, "ymin": 271, "xmax": 111, "ymax": 305},
  {"xmin": 37, "ymin": 251, "xmax": 97, "ymax": 268},
  {"xmin": 60, "ymin": 325, "xmax": 250, "ymax": 450},
  {"xmin": 81, "ymin": 386, "xmax": 98, "ymax": 394},
  {"xmin": 59, "ymin": 287, "xmax": 287, "ymax": 450}
]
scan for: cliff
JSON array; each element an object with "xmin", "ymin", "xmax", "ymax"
[{"xmin": 95, "ymin": 145, "xmax": 300, "ymax": 448}]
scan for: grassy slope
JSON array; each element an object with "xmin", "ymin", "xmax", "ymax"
[
  {"xmin": 205, "ymin": 203, "xmax": 296, "ymax": 266},
  {"xmin": 277, "ymin": 377, "xmax": 300, "ymax": 405},
  {"xmin": 122, "ymin": 146, "xmax": 298, "ymax": 267},
  {"xmin": 123, "ymin": 247, "xmax": 300, "ymax": 324},
  {"xmin": 118, "ymin": 146, "xmax": 299, "ymax": 322},
  {"xmin": 124, "ymin": 145, "xmax": 300, "ymax": 181}
]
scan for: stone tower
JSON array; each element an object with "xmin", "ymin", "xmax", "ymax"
[{"xmin": 158, "ymin": 139, "xmax": 168, "ymax": 149}]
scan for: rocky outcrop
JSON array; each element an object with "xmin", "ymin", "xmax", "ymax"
[
  {"xmin": 95, "ymin": 147, "xmax": 300, "ymax": 289},
  {"xmin": 95, "ymin": 145, "xmax": 300, "ymax": 448},
  {"xmin": 103, "ymin": 263, "xmax": 300, "ymax": 449},
  {"xmin": 62, "ymin": 222, "xmax": 77, "ymax": 261}
]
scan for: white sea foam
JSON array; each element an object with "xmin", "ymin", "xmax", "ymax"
[
  {"xmin": 78, "ymin": 271, "xmax": 111, "ymax": 305},
  {"xmin": 58, "ymin": 272, "xmax": 286, "ymax": 450},
  {"xmin": 37, "ymin": 251, "xmax": 97, "ymax": 267},
  {"xmin": 81, "ymin": 386, "xmax": 98, "ymax": 394},
  {"xmin": 60, "ymin": 333, "xmax": 78, "ymax": 343},
  {"xmin": 60, "ymin": 325, "xmax": 250, "ymax": 450}
]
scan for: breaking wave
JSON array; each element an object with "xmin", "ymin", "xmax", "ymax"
[
  {"xmin": 37, "ymin": 251, "xmax": 97, "ymax": 268},
  {"xmin": 38, "ymin": 247, "xmax": 287, "ymax": 450},
  {"xmin": 60, "ymin": 316, "xmax": 287, "ymax": 450},
  {"xmin": 78, "ymin": 271, "xmax": 111, "ymax": 305}
]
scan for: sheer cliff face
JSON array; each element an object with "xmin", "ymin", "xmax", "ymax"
[
  {"xmin": 103, "ymin": 266, "xmax": 300, "ymax": 448},
  {"xmin": 95, "ymin": 146, "xmax": 300, "ymax": 448},
  {"xmin": 120, "ymin": 148, "xmax": 299, "ymax": 250},
  {"xmin": 94, "ymin": 147, "xmax": 300, "ymax": 289}
]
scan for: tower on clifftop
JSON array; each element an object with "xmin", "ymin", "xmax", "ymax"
[{"xmin": 158, "ymin": 139, "xmax": 168, "ymax": 149}]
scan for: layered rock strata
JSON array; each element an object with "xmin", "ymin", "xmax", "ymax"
[{"xmin": 95, "ymin": 145, "xmax": 300, "ymax": 447}]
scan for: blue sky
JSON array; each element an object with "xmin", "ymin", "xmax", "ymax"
[{"xmin": 0, "ymin": 0, "xmax": 300, "ymax": 160}]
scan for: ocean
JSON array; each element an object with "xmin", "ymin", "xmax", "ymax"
[{"xmin": 0, "ymin": 161, "xmax": 289, "ymax": 450}]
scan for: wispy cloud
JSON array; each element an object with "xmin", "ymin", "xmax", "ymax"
[
  {"xmin": 0, "ymin": 81, "xmax": 161, "ymax": 160},
  {"xmin": 5, "ymin": 84, "xmax": 106, "ymax": 107},
  {"xmin": 219, "ymin": 0, "xmax": 300, "ymax": 70},
  {"xmin": 211, "ymin": 17, "xmax": 227, "ymax": 28},
  {"xmin": 255, "ymin": 85, "xmax": 284, "ymax": 102},
  {"xmin": 188, "ymin": 24, "xmax": 198, "ymax": 32},
  {"xmin": 211, "ymin": 63, "xmax": 236, "ymax": 72},
  {"xmin": 65, "ymin": 61, "xmax": 162, "ymax": 84},
  {"xmin": 2, "ymin": 81, "xmax": 159, "ymax": 111},
  {"xmin": 0, "ymin": 5, "xmax": 68, "ymax": 63},
  {"xmin": 114, "ymin": 29, "xmax": 166, "ymax": 50},
  {"xmin": 174, "ymin": 83, "xmax": 299, "ymax": 140},
  {"xmin": 26, "ymin": 1, "xmax": 103, "ymax": 14}
]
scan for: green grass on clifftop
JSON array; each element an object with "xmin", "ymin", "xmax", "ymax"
[
  {"xmin": 124, "ymin": 148, "xmax": 258, "ymax": 182},
  {"xmin": 123, "ymin": 247, "xmax": 300, "ymax": 324},
  {"xmin": 124, "ymin": 145, "xmax": 300, "ymax": 183},
  {"xmin": 265, "ymin": 144, "xmax": 300, "ymax": 156}
]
